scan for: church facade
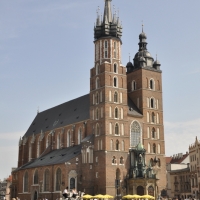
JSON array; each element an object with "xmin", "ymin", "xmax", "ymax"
[{"xmin": 11, "ymin": 1, "xmax": 166, "ymax": 200}]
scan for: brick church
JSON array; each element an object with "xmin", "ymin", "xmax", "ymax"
[{"xmin": 11, "ymin": 0, "xmax": 166, "ymax": 200}]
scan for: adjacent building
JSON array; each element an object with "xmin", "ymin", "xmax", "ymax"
[{"xmin": 11, "ymin": 1, "xmax": 167, "ymax": 200}]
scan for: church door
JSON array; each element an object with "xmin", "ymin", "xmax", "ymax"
[
  {"xmin": 137, "ymin": 186, "xmax": 144, "ymax": 195},
  {"xmin": 34, "ymin": 191, "xmax": 37, "ymax": 200}
]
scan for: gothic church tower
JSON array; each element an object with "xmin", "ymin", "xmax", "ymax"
[{"xmin": 90, "ymin": 0, "xmax": 129, "ymax": 195}]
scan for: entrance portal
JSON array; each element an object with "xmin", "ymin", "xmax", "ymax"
[
  {"xmin": 34, "ymin": 191, "xmax": 37, "ymax": 200},
  {"xmin": 137, "ymin": 186, "xmax": 144, "ymax": 195}
]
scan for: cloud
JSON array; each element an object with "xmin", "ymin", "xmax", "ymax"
[{"xmin": 164, "ymin": 118, "xmax": 200, "ymax": 156}]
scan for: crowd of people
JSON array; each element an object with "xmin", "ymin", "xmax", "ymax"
[{"xmin": 63, "ymin": 187, "xmax": 83, "ymax": 200}]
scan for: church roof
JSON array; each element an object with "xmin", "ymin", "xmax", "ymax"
[
  {"xmin": 24, "ymin": 94, "xmax": 90, "ymax": 137},
  {"xmin": 16, "ymin": 145, "xmax": 82, "ymax": 170},
  {"xmin": 24, "ymin": 94, "xmax": 142, "ymax": 138}
]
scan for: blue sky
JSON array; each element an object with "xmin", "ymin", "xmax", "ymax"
[{"xmin": 0, "ymin": 0, "xmax": 200, "ymax": 180}]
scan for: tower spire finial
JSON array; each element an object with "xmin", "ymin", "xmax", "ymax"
[
  {"xmin": 103, "ymin": 0, "xmax": 112, "ymax": 24},
  {"xmin": 142, "ymin": 20, "xmax": 144, "ymax": 32}
]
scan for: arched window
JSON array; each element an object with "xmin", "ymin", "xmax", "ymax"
[
  {"xmin": 110, "ymin": 140, "xmax": 113, "ymax": 150},
  {"xmin": 115, "ymin": 124, "xmax": 119, "ymax": 135},
  {"xmin": 96, "ymin": 92, "xmax": 99, "ymax": 104},
  {"xmin": 132, "ymin": 80, "xmax": 136, "ymax": 91},
  {"xmin": 70, "ymin": 177, "xmax": 75, "ymax": 190},
  {"xmin": 56, "ymin": 168, "xmax": 62, "ymax": 191},
  {"xmin": 78, "ymin": 128, "xmax": 82, "ymax": 144},
  {"xmin": 150, "ymin": 98, "xmax": 154, "ymax": 108},
  {"xmin": 96, "ymin": 123, "xmax": 100, "ymax": 136},
  {"xmin": 115, "ymin": 108, "xmax": 118, "ymax": 118},
  {"xmin": 114, "ymin": 77, "xmax": 117, "ymax": 87},
  {"xmin": 34, "ymin": 170, "xmax": 38, "ymax": 185},
  {"xmin": 114, "ymin": 63, "xmax": 117, "ymax": 73},
  {"xmin": 112, "ymin": 156, "xmax": 116, "ymax": 164},
  {"xmin": 114, "ymin": 92, "xmax": 118, "ymax": 102},
  {"xmin": 109, "ymin": 91, "xmax": 112, "ymax": 101},
  {"xmin": 150, "ymin": 79, "xmax": 154, "ymax": 90},
  {"xmin": 130, "ymin": 121, "xmax": 141, "ymax": 147},
  {"xmin": 152, "ymin": 128, "xmax": 156, "ymax": 138},
  {"xmin": 116, "ymin": 140, "xmax": 119, "ymax": 150},
  {"xmin": 153, "ymin": 144, "xmax": 156, "ymax": 153},
  {"xmin": 152, "ymin": 112, "xmax": 155, "ymax": 123},
  {"xmin": 24, "ymin": 172, "xmax": 28, "ymax": 192},
  {"xmin": 120, "ymin": 157, "xmax": 124, "ymax": 164},
  {"xmin": 147, "ymin": 127, "xmax": 150, "ymax": 138},
  {"xmin": 96, "ymin": 77, "xmax": 100, "ymax": 89},
  {"xmin": 121, "ymin": 108, "xmax": 123, "ymax": 119},
  {"xmin": 120, "ymin": 92, "xmax": 122, "ymax": 103},
  {"xmin": 157, "ymin": 113, "xmax": 159, "ymax": 124},
  {"xmin": 44, "ymin": 169, "xmax": 50, "ymax": 191}
]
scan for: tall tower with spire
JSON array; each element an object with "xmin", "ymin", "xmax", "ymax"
[{"xmin": 90, "ymin": 0, "xmax": 129, "ymax": 195}]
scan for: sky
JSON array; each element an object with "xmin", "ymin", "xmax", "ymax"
[{"xmin": 0, "ymin": 0, "xmax": 200, "ymax": 180}]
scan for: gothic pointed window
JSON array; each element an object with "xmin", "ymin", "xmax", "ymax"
[
  {"xmin": 115, "ymin": 124, "xmax": 119, "ymax": 135},
  {"xmin": 96, "ymin": 123, "xmax": 100, "ymax": 136},
  {"xmin": 114, "ymin": 92, "xmax": 118, "ymax": 102},
  {"xmin": 44, "ymin": 169, "xmax": 50, "ymax": 191},
  {"xmin": 153, "ymin": 144, "xmax": 156, "ymax": 153},
  {"xmin": 114, "ymin": 77, "xmax": 117, "ymax": 87},
  {"xmin": 152, "ymin": 128, "xmax": 156, "ymax": 138},
  {"xmin": 96, "ymin": 108, "xmax": 99, "ymax": 120},
  {"xmin": 34, "ymin": 170, "xmax": 38, "ymax": 185},
  {"xmin": 130, "ymin": 121, "xmax": 141, "ymax": 147},
  {"xmin": 152, "ymin": 112, "xmax": 155, "ymax": 123},
  {"xmin": 56, "ymin": 168, "xmax": 62, "ymax": 191},
  {"xmin": 23, "ymin": 171, "xmax": 28, "ymax": 192},
  {"xmin": 96, "ymin": 77, "xmax": 100, "ymax": 89},
  {"xmin": 132, "ymin": 80, "xmax": 136, "ymax": 91},
  {"xmin": 115, "ymin": 108, "xmax": 118, "ymax": 118},
  {"xmin": 150, "ymin": 98, "xmax": 154, "ymax": 108},
  {"xmin": 150, "ymin": 79, "xmax": 154, "ymax": 90},
  {"xmin": 114, "ymin": 63, "xmax": 117, "ymax": 73},
  {"xmin": 96, "ymin": 92, "xmax": 99, "ymax": 104},
  {"xmin": 116, "ymin": 140, "xmax": 119, "ymax": 150}
]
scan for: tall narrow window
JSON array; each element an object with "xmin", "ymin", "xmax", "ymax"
[
  {"xmin": 157, "ymin": 128, "xmax": 160, "ymax": 139},
  {"xmin": 112, "ymin": 156, "xmax": 116, "ymax": 164},
  {"xmin": 67, "ymin": 131, "xmax": 71, "ymax": 147},
  {"xmin": 157, "ymin": 113, "xmax": 159, "ymax": 124},
  {"xmin": 100, "ymin": 91, "xmax": 102, "ymax": 102},
  {"xmin": 152, "ymin": 112, "xmax": 155, "ymax": 123},
  {"xmin": 114, "ymin": 77, "xmax": 117, "ymax": 87},
  {"xmin": 158, "ymin": 144, "xmax": 161, "ymax": 154},
  {"xmin": 147, "ymin": 127, "xmax": 150, "ymax": 138},
  {"xmin": 114, "ymin": 92, "xmax": 118, "ymax": 102},
  {"xmin": 132, "ymin": 81, "xmax": 136, "ymax": 91},
  {"xmin": 105, "ymin": 41, "xmax": 108, "ymax": 48},
  {"xmin": 120, "ymin": 157, "xmax": 124, "ymax": 164},
  {"xmin": 150, "ymin": 98, "xmax": 154, "ymax": 108},
  {"xmin": 152, "ymin": 128, "xmax": 156, "ymax": 138},
  {"xmin": 109, "ymin": 106, "xmax": 112, "ymax": 117},
  {"xmin": 115, "ymin": 108, "xmax": 118, "ymax": 118},
  {"xmin": 57, "ymin": 134, "xmax": 60, "ymax": 149},
  {"xmin": 148, "ymin": 143, "xmax": 150, "ymax": 153},
  {"xmin": 37, "ymin": 140, "xmax": 40, "ymax": 158},
  {"xmin": 44, "ymin": 169, "xmax": 50, "ymax": 191},
  {"xmin": 114, "ymin": 64, "xmax": 117, "ymax": 73},
  {"xmin": 150, "ymin": 79, "xmax": 154, "ymax": 90},
  {"xmin": 120, "ymin": 92, "xmax": 122, "ymax": 103},
  {"xmin": 24, "ymin": 172, "xmax": 28, "ymax": 192},
  {"xmin": 116, "ymin": 140, "xmax": 119, "ymax": 150},
  {"xmin": 153, "ymin": 144, "xmax": 156, "ymax": 153},
  {"xmin": 96, "ymin": 123, "xmax": 100, "ymax": 136},
  {"xmin": 101, "ymin": 107, "xmax": 103, "ymax": 118},
  {"xmin": 29, "ymin": 144, "xmax": 32, "ymax": 161},
  {"xmin": 96, "ymin": 92, "xmax": 99, "ymax": 104},
  {"xmin": 147, "ymin": 98, "xmax": 149, "ymax": 108},
  {"xmin": 114, "ymin": 43, "xmax": 116, "ymax": 58},
  {"xmin": 56, "ymin": 168, "xmax": 61, "ymax": 191},
  {"xmin": 115, "ymin": 124, "xmax": 119, "ymax": 135}
]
